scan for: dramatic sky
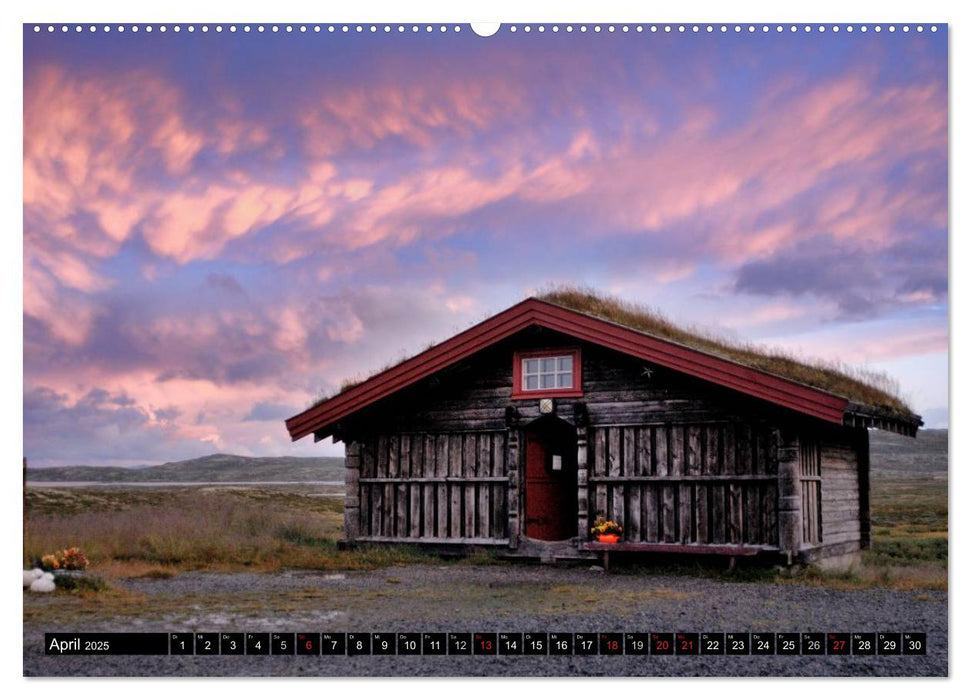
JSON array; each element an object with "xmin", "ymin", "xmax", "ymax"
[{"xmin": 23, "ymin": 24, "xmax": 948, "ymax": 466}]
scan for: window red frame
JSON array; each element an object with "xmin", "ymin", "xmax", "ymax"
[{"xmin": 511, "ymin": 347, "xmax": 583, "ymax": 399}]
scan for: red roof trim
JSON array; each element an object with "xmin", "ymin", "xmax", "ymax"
[
  {"xmin": 286, "ymin": 299, "xmax": 539, "ymax": 440},
  {"xmin": 533, "ymin": 306, "xmax": 847, "ymax": 422},
  {"xmin": 285, "ymin": 298, "xmax": 849, "ymax": 441}
]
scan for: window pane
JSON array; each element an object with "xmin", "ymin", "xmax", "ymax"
[{"xmin": 520, "ymin": 353, "xmax": 579, "ymax": 392}]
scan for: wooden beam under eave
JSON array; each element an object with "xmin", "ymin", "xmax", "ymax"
[{"xmin": 842, "ymin": 411, "xmax": 921, "ymax": 439}]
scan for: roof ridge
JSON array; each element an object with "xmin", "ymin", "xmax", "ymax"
[
  {"xmin": 287, "ymin": 296, "xmax": 925, "ymax": 442},
  {"xmin": 534, "ymin": 287, "xmax": 914, "ymax": 417},
  {"xmin": 533, "ymin": 295, "xmax": 824, "ymax": 394}
]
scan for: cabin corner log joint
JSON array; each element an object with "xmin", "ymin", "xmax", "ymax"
[{"xmin": 286, "ymin": 296, "xmax": 922, "ymax": 566}]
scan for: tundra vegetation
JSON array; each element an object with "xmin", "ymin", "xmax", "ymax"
[{"xmin": 23, "ymin": 431, "xmax": 946, "ymax": 608}]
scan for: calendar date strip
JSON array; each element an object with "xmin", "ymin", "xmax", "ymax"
[{"xmin": 45, "ymin": 632, "xmax": 927, "ymax": 656}]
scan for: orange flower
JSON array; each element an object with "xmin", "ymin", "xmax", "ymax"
[{"xmin": 40, "ymin": 547, "xmax": 88, "ymax": 571}]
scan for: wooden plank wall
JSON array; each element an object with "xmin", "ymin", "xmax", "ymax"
[
  {"xmin": 799, "ymin": 440, "xmax": 823, "ymax": 544},
  {"xmin": 357, "ymin": 431, "xmax": 509, "ymax": 543},
  {"xmin": 587, "ymin": 422, "xmax": 779, "ymax": 546},
  {"xmin": 820, "ymin": 437, "xmax": 861, "ymax": 548},
  {"xmin": 342, "ymin": 334, "xmax": 791, "ymax": 436}
]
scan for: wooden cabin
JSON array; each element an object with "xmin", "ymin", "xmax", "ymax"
[{"xmin": 285, "ymin": 292, "xmax": 922, "ymax": 567}]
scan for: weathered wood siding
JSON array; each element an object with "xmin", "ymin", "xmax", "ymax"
[
  {"xmin": 340, "ymin": 329, "xmax": 797, "ymax": 548},
  {"xmin": 819, "ymin": 433, "xmax": 862, "ymax": 549},
  {"xmin": 587, "ymin": 422, "xmax": 779, "ymax": 546},
  {"xmin": 799, "ymin": 440, "xmax": 823, "ymax": 544},
  {"xmin": 338, "ymin": 329, "xmax": 796, "ymax": 437},
  {"xmin": 355, "ymin": 431, "xmax": 509, "ymax": 543}
]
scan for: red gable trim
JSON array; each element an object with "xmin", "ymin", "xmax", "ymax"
[
  {"xmin": 285, "ymin": 298, "xmax": 848, "ymax": 441},
  {"xmin": 286, "ymin": 299, "xmax": 540, "ymax": 440},
  {"xmin": 534, "ymin": 304, "xmax": 847, "ymax": 423}
]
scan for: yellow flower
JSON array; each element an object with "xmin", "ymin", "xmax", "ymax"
[{"xmin": 590, "ymin": 517, "xmax": 623, "ymax": 536}]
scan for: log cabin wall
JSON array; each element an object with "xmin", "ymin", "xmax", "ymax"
[
  {"xmin": 816, "ymin": 426, "xmax": 865, "ymax": 555},
  {"xmin": 587, "ymin": 422, "xmax": 779, "ymax": 546},
  {"xmin": 340, "ymin": 328, "xmax": 796, "ymax": 548},
  {"xmin": 354, "ymin": 431, "xmax": 510, "ymax": 544},
  {"xmin": 338, "ymin": 328, "xmax": 801, "ymax": 435},
  {"xmin": 785, "ymin": 423, "xmax": 870, "ymax": 563},
  {"xmin": 799, "ymin": 439, "xmax": 823, "ymax": 545}
]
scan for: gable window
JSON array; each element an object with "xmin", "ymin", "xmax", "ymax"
[
  {"xmin": 512, "ymin": 348, "xmax": 582, "ymax": 399},
  {"xmin": 523, "ymin": 355, "xmax": 573, "ymax": 390}
]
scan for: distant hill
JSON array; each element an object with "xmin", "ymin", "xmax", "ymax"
[
  {"xmin": 870, "ymin": 428, "xmax": 947, "ymax": 476},
  {"xmin": 26, "ymin": 429, "xmax": 947, "ymax": 483},
  {"xmin": 26, "ymin": 453, "xmax": 346, "ymax": 483}
]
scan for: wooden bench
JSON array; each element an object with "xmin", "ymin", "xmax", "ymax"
[{"xmin": 581, "ymin": 542, "xmax": 765, "ymax": 572}]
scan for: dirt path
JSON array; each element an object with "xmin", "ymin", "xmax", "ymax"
[{"xmin": 24, "ymin": 564, "xmax": 947, "ymax": 676}]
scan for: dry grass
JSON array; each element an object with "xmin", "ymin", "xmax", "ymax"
[
  {"xmin": 24, "ymin": 468, "xmax": 946, "ymax": 595},
  {"xmin": 785, "ymin": 475, "xmax": 948, "ymax": 592},
  {"xmin": 539, "ymin": 286, "xmax": 912, "ymax": 415},
  {"xmin": 24, "ymin": 487, "xmax": 437, "ymax": 575},
  {"xmin": 794, "ymin": 562, "xmax": 946, "ymax": 592}
]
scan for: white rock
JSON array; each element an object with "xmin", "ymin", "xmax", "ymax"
[
  {"xmin": 23, "ymin": 571, "xmax": 37, "ymax": 587},
  {"xmin": 30, "ymin": 577, "xmax": 56, "ymax": 593},
  {"xmin": 41, "ymin": 572, "xmax": 55, "ymax": 581}
]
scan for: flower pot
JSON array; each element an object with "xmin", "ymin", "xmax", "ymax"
[{"xmin": 596, "ymin": 534, "xmax": 620, "ymax": 544}]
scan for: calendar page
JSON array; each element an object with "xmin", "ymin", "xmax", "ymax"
[{"xmin": 21, "ymin": 16, "xmax": 948, "ymax": 680}]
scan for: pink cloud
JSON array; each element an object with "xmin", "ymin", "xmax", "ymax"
[
  {"xmin": 24, "ymin": 66, "xmax": 205, "ymax": 251},
  {"xmin": 285, "ymin": 69, "xmax": 943, "ymax": 269},
  {"xmin": 23, "ymin": 254, "xmax": 98, "ymax": 346},
  {"xmin": 24, "ymin": 283, "xmax": 500, "ymax": 463},
  {"xmin": 22, "ymin": 36, "xmax": 947, "ymax": 467},
  {"xmin": 24, "ymin": 66, "xmax": 354, "ymax": 268},
  {"xmin": 141, "ymin": 180, "xmax": 308, "ymax": 263},
  {"xmin": 760, "ymin": 316, "xmax": 948, "ymax": 368},
  {"xmin": 444, "ymin": 295, "xmax": 476, "ymax": 313},
  {"xmin": 510, "ymin": 72, "xmax": 947, "ymax": 269},
  {"xmin": 704, "ymin": 299, "xmax": 823, "ymax": 332},
  {"xmin": 27, "ymin": 55, "xmax": 944, "ymax": 287},
  {"xmin": 26, "ymin": 244, "xmax": 111, "ymax": 295},
  {"xmin": 300, "ymin": 75, "xmax": 532, "ymax": 157}
]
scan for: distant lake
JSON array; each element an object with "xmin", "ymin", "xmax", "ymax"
[{"xmin": 26, "ymin": 481, "xmax": 345, "ymax": 488}]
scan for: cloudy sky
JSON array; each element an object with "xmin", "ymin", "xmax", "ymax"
[{"xmin": 23, "ymin": 23, "xmax": 947, "ymax": 466}]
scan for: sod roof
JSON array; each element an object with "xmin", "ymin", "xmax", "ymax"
[
  {"xmin": 289, "ymin": 287, "xmax": 921, "ymax": 442},
  {"xmin": 537, "ymin": 286, "xmax": 915, "ymax": 418}
]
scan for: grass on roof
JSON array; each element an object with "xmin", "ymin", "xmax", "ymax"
[
  {"xmin": 538, "ymin": 285, "xmax": 913, "ymax": 416},
  {"xmin": 309, "ymin": 286, "xmax": 914, "ymax": 418}
]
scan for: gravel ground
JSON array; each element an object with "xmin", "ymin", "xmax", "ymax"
[{"xmin": 24, "ymin": 564, "xmax": 947, "ymax": 677}]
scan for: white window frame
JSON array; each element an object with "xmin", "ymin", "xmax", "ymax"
[{"xmin": 521, "ymin": 354, "xmax": 574, "ymax": 392}]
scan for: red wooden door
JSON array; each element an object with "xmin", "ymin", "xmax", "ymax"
[{"xmin": 524, "ymin": 419, "xmax": 577, "ymax": 541}]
